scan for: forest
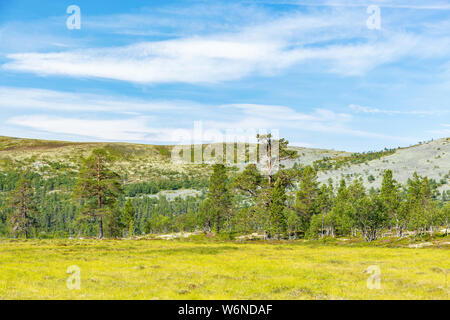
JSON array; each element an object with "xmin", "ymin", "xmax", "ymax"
[{"xmin": 0, "ymin": 136, "xmax": 449, "ymax": 241}]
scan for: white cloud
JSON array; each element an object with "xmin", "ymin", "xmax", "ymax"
[
  {"xmin": 349, "ymin": 104, "xmax": 447, "ymax": 116},
  {"xmin": 428, "ymin": 124, "xmax": 450, "ymax": 136},
  {"xmin": 224, "ymin": 104, "xmax": 352, "ymax": 123},
  {"xmin": 4, "ymin": 7, "xmax": 449, "ymax": 83},
  {"xmin": 267, "ymin": 0, "xmax": 450, "ymax": 10},
  {"xmin": 7, "ymin": 115, "xmax": 194, "ymax": 143},
  {"xmin": 8, "ymin": 116, "xmax": 156, "ymax": 141},
  {"xmin": 4, "ymin": 89, "xmax": 401, "ymax": 144},
  {"xmin": 0, "ymin": 87, "xmax": 198, "ymax": 114}
]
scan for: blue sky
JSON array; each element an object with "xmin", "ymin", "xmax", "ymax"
[{"xmin": 0, "ymin": 0, "xmax": 450, "ymax": 152}]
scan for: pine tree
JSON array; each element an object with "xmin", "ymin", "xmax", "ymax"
[
  {"xmin": 441, "ymin": 203, "xmax": 449, "ymax": 236},
  {"xmin": 269, "ymin": 178, "xmax": 287, "ymax": 238},
  {"xmin": 231, "ymin": 164, "xmax": 262, "ymax": 198},
  {"xmin": 256, "ymin": 134, "xmax": 297, "ymax": 185},
  {"xmin": 198, "ymin": 198, "xmax": 214, "ymax": 232},
  {"xmin": 104, "ymin": 203, "xmax": 124, "ymax": 238},
  {"xmin": 344, "ymin": 180, "xmax": 366, "ymax": 236},
  {"xmin": 326, "ymin": 179, "xmax": 348, "ymax": 237},
  {"xmin": 420, "ymin": 177, "xmax": 437, "ymax": 235},
  {"xmin": 122, "ymin": 199, "xmax": 135, "ymax": 237},
  {"xmin": 206, "ymin": 164, "xmax": 231, "ymax": 233},
  {"xmin": 7, "ymin": 177, "xmax": 38, "ymax": 238},
  {"xmin": 72, "ymin": 149, "xmax": 123, "ymax": 239},
  {"xmin": 316, "ymin": 182, "xmax": 334, "ymax": 238},
  {"xmin": 295, "ymin": 166, "xmax": 319, "ymax": 229},
  {"xmin": 380, "ymin": 170, "xmax": 401, "ymax": 235},
  {"xmin": 406, "ymin": 172, "xmax": 434, "ymax": 236},
  {"xmin": 355, "ymin": 194, "xmax": 387, "ymax": 241}
]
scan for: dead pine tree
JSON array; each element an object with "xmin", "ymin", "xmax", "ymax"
[{"xmin": 256, "ymin": 134, "xmax": 297, "ymax": 185}]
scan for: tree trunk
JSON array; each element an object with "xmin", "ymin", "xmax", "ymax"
[
  {"xmin": 321, "ymin": 216, "xmax": 324, "ymax": 238},
  {"xmin": 98, "ymin": 216, "xmax": 104, "ymax": 239},
  {"xmin": 267, "ymin": 139, "xmax": 272, "ymax": 185},
  {"xmin": 446, "ymin": 217, "xmax": 448, "ymax": 236},
  {"xmin": 22, "ymin": 190, "xmax": 29, "ymax": 239},
  {"xmin": 97, "ymin": 157, "xmax": 103, "ymax": 239}
]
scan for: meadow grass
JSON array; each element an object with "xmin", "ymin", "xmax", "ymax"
[{"xmin": 0, "ymin": 238, "xmax": 448, "ymax": 300}]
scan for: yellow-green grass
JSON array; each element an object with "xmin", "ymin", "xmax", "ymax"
[{"xmin": 0, "ymin": 239, "xmax": 448, "ymax": 300}]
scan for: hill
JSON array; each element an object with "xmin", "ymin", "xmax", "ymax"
[
  {"xmin": 310, "ymin": 138, "xmax": 450, "ymax": 194},
  {"xmin": 0, "ymin": 135, "xmax": 449, "ymax": 195}
]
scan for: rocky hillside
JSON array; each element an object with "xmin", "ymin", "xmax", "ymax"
[
  {"xmin": 0, "ymin": 135, "xmax": 449, "ymax": 194},
  {"xmin": 310, "ymin": 138, "xmax": 450, "ymax": 193}
]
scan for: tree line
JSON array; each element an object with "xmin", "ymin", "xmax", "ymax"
[
  {"xmin": 0, "ymin": 149, "xmax": 204, "ymax": 239},
  {"xmin": 1, "ymin": 138, "xmax": 449, "ymax": 241},
  {"xmin": 198, "ymin": 135, "xmax": 449, "ymax": 241},
  {"xmin": 220, "ymin": 164, "xmax": 449, "ymax": 241}
]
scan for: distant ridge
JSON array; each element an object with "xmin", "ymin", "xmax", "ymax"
[{"xmin": 0, "ymin": 135, "xmax": 449, "ymax": 193}]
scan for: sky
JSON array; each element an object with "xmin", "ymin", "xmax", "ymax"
[{"xmin": 0, "ymin": 0, "xmax": 449, "ymax": 152}]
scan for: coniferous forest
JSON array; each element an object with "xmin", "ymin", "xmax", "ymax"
[{"xmin": 1, "ymin": 136, "xmax": 448, "ymax": 242}]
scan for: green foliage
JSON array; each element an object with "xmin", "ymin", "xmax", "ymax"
[
  {"xmin": 124, "ymin": 175, "xmax": 208, "ymax": 197},
  {"xmin": 7, "ymin": 177, "xmax": 38, "ymax": 238},
  {"xmin": 122, "ymin": 199, "xmax": 135, "ymax": 237},
  {"xmin": 0, "ymin": 136, "xmax": 448, "ymax": 243},
  {"xmin": 154, "ymin": 145, "xmax": 171, "ymax": 158},
  {"xmin": 269, "ymin": 178, "xmax": 287, "ymax": 238},
  {"xmin": 205, "ymin": 164, "xmax": 232, "ymax": 233},
  {"xmin": 104, "ymin": 203, "xmax": 124, "ymax": 238},
  {"xmin": 295, "ymin": 166, "xmax": 319, "ymax": 228},
  {"xmin": 380, "ymin": 170, "xmax": 402, "ymax": 235},
  {"xmin": 354, "ymin": 194, "xmax": 388, "ymax": 241},
  {"xmin": 72, "ymin": 149, "xmax": 123, "ymax": 238},
  {"xmin": 313, "ymin": 149, "xmax": 396, "ymax": 171}
]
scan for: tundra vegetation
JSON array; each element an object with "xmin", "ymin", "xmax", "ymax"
[{"xmin": 0, "ymin": 239, "xmax": 448, "ymax": 299}]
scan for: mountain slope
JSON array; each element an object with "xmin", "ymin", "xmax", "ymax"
[
  {"xmin": 0, "ymin": 135, "xmax": 449, "ymax": 193},
  {"xmin": 313, "ymin": 138, "xmax": 450, "ymax": 193}
]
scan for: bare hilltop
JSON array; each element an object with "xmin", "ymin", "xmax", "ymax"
[{"xmin": 1, "ymin": 135, "xmax": 449, "ymax": 194}]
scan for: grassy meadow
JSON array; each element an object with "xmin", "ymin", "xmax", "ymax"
[{"xmin": 0, "ymin": 238, "xmax": 448, "ymax": 300}]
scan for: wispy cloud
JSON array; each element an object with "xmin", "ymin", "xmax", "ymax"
[
  {"xmin": 3, "ymin": 88, "xmax": 401, "ymax": 144},
  {"xmin": 428, "ymin": 124, "xmax": 450, "ymax": 136},
  {"xmin": 1, "ymin": 1, "xmax": 448, "ymax": 151},
  {"xmin": 259, "ymin": 0, "xmax": 450, "ymax": 10},
  {"xmin": 8, "ymin": 116, "xmax": 156, "ymax": 141},
  {"xmin": 0, "ymin": 87, "xmax": 198, "ymax": 114},
  {"xmin": 4, "ymin": 7, "xmax": 449, "ymax": 84},
  {"xmin": 349, "ymin": 104, "xmax": 448, "ymax": 116}
]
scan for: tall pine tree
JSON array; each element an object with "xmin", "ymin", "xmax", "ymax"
[
  {"xmin": 73, "ymin": 149, "xmax": 122, "ymax": 239},
  {"xmin": 206, "ymin": 164, "xmax": 231, "ymax": 233},
  {"xmin": 295, "ymin": 166, "xmax": 319, "ymax": 230},
  {"xmin": 380, "ymin": 170, "xmax": 401, "ymax": 235},
  {"xmin": 7, "ymin": 177, "xmax": 37, "ymax": 238},
  {"xmin": 269, "ymin": 178, "xmax": 287, "ymax": 239}
]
